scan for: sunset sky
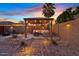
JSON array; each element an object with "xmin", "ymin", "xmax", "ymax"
[{"xmin": 0, "ymin": 3, "xmax": 79, "ymax": 23}]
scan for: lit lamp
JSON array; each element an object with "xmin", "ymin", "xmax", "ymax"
[
  {"xmin": 10, "ymin": 26, "xmax": 13, "ymax": 31},
  {"xmin": 10, "ymin": 26, "xmax": 13, "ymax": 29},
  {"xmin": 66, "ymin": 24, "xmax": 71, "ymax": 29},
  {"xmin": 42, "ymin": 39, "xmax": 50, "ymax": 46}
]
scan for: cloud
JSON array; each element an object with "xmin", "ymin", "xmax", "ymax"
[
  {"xmin": 31, "ymin": 7, "xmax": 64, "ymax": 19},
  {"xmin": 0, "ymin": 5, "xmax": 43, "ymax": 16},
  {"xmin": 0, "ymin": 4, "xmax": 65, "ymax": 21},
  {"xmin": 0, "ymin": 18, "xmax": 18, "ymax": 23}
]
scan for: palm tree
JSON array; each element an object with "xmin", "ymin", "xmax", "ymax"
[
  {"xmin": 42, "ymin": 3, "xmax": 57, "ymax": 45},
  {"xmin": 42, "ymin": 3, "xmax": 55, "ymax": 18}
]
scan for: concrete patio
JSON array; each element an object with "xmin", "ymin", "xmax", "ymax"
[{"xmin": 0, "ymin": 34, "xmax": 79, "ymax": 56}]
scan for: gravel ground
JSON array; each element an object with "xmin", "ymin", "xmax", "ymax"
[{"xmin": 0, "ymin": 34, "xmax": 79, "ymax": 56}]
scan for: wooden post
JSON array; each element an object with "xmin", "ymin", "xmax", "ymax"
[
  {"xmin": 58, "ymin": 23, "xmax": 60, "ymax": 40},
  {"xmin": 25, "ymin": 20, "xmax": 27, "ymax": 38},
  {"xmin": 50, "ymin": 20, "xmax": 52, "ymax": 41}
]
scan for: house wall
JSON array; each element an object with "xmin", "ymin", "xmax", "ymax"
[
  {"xmin": 52, "ymin": 18, "xmax": 79, "ymax": 45},
  {"xmin": 2, "ymin": 26, "xmax": 25, "ymax": 34},
  {"xmin": 0, "ymin": 26, "xmax": 4, "ymax": 34},
  {"xmin": 13, "ymin": 26, "xmax": 25, "ymax": 34}
]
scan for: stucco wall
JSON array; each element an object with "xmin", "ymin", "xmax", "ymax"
[{"xmin": 52, "ymin": 18, "xmax": 79, "ymax": 45}]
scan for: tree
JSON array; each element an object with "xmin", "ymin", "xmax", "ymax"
[
  {"xmin": 75, "ymin": 7, "xmax": 79, "ymax": 14},
  {"xmin": 56, "ymin": 7, "xmax": 74, "ymax": 24},
  {"xmin": 42, "ymin": 3, "xmax": 57, "ymax": 45},
  {"xmin": 73, "ymin": 7, "xmax": 79, "ymax": 15},
  {"xmin": 42, "ymin": 3, "xmax": 56, "ymax": 18},
  {"xmin": 42, "ymin": 3, "xmax": 56, "ymax": 31}
]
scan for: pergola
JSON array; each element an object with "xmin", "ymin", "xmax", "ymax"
[{"xmin": 24, "ymin": 18, "xmax": 54, "ymax": 38}]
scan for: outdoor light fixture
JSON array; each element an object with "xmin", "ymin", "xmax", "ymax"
[{"xmin": 66, "ymin": 24, "xmax": 71, "ymax": 29}]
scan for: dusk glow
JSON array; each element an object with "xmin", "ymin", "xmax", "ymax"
[
  {"xmin": 0, "ymin": 3, "xmax": 79, "ymax": 22},
  {"xmin": 0, "ymin": 3, "xmax": 79, "ymax": 56}
]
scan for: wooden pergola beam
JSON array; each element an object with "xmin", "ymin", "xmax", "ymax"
[{"xmin": 24, "ymin": 18, "xmax": 54, "ymax": 21}]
